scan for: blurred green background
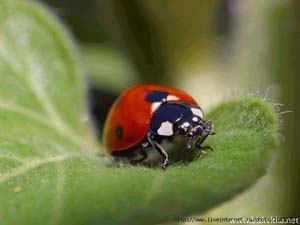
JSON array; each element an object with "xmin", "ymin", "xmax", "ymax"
[{"xmin": 41, "ymin": 0, "xmax": 299, "ymax": 222}]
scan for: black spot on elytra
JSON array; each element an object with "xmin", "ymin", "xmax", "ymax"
[
  {"xmin": 116, "ymin": 126, "xmax": 123, "ymax": 140},
  {"xmin": 145, "ymin": 90, "xmax": 168, "ymax": 102}
]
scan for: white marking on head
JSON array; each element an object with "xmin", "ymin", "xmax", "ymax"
[
  {"xmin": 191, "ymin": 108, "xmax": 203, "ymax": 119},
  {"xmin": 181, "ymin": 122, "xmax": 190, "ymax": 132},
  {"xmin": 157, "ymin": 121, "xmax": 173, "ymax": 136},
  {"xmin": 151, "ymin": 102, "xmax": 162, "ymax": 112},
  {"xmin": 192, "ymin": 116, "xmax": 199, "ymax": 122},
  {"xmin": 182, "ymin": 122, "xmax": 190, "ymax": 128},
  {"xmin": 166, "ymin": 95, "xmax": 179, "ymax": 101}
]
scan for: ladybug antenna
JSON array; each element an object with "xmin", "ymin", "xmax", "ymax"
[{"xmin": 207, "ymin": 114, "xmax": 219, "ymax": 122}]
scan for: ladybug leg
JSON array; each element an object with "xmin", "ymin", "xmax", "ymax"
[
  {"xmin": 198, "ymin": 146, "xmax": 213, "ymax": 155},
  {"xmin": 153, "ymin": 142, "xmax": 169, "ymax": 169},
  {"xmin": 195, "ymin": 132, "xmax": 209, "ymax": 147},
  {"xmin": 186, "ymin": 136, "xmax": 193, "ymax": 149},
  {"xmin": 195, "ymin": 132, "xmax": 214, "ymax": 153},
  {"xmin": 147, "ymin": 133, "xmax": 169, "ymax": 169}
]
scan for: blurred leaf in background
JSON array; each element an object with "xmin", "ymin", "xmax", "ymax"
[{"xmin": 43, "ymin": 0, "xmax": 223, "ymax": 89}]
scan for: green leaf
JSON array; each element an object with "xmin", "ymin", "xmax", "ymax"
[{"xmin": 0, "ymin": 1, "xmax": 279, "ymax": 225}]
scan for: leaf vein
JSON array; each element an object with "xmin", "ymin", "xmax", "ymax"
[
  {"xmin": 0, "ymin": 154, "xmax": 73, "ymax": 184},
  {"xmin": 51, "ymin": 163, "xmax": 65, "ymax": 225},
  {"xmin": 3, "ymin": 29, "xmax": 84, "ymax": 148},
  {"xmin": 0, "ymin": 100, "xmax": 94, "ymax": 150}
]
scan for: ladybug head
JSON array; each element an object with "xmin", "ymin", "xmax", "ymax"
[
  {"xmin": 175, "ymin": 115, "xmax": 202, "ymax": 136},
  {"xmin": 150, "ymin": 102, "xmax": 214, "ymax": 149},
  {"xmin": 175, "ymin": 115, "xmax": 214, "ymax": 149}
]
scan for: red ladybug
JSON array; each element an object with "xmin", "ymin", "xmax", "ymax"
[{"xmin": 103, "ymin": 84, "xmax": 214, "ymax": 169}]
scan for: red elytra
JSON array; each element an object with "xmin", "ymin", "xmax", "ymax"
[{"xmin": 103, "ymin": 84, "xmax": 198, "ymax": 153}]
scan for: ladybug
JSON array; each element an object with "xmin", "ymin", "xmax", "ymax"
[{"xmin": 103, "ymin": 84, "xmax": 214, "ymax": 169}]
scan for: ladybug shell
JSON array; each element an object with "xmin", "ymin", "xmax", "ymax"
[{"xmin": 103, "ymin": 84, "xmax": 198, "ymax": 153}]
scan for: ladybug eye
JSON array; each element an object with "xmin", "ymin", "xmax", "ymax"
[{"xmin": 190, "ymin": 125, "xmax": 203, "ymax": 136}]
